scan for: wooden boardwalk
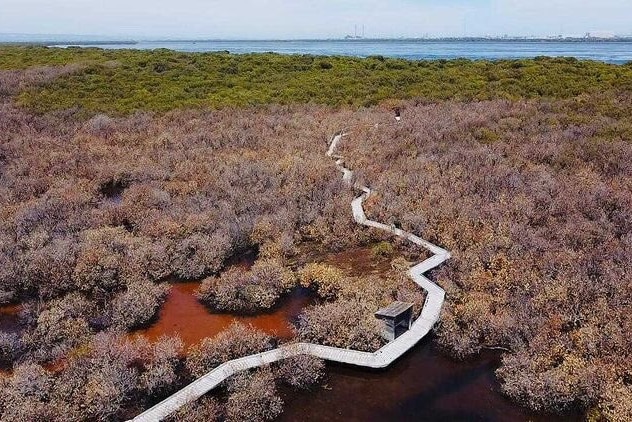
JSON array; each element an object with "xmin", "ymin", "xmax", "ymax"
[{"xmin": 131, "ymin": 130, "xmax": 450, "ymax": 421}]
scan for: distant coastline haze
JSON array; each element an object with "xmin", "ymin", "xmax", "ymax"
[{"xmin": 0, "ymin": 0, "xmax": 631, "ymax": 40}]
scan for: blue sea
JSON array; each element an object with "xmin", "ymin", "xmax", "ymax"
[{"xmin": 51, "ymin": 39, "xmax": 632, "ymax": 64}]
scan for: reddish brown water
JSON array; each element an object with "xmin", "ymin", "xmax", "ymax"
[
  {"xmin": 292, "ymin": 243, "xmax": 406, "ymax": 279},
  {"xmin": 0, "ymin": 304, "xmax": 21, "ymax": 334},
  {"xmin": 324, "ymin": 246, "xmax": 396, "ymax": 277},
  {"xmin": 280, "ymin": 338, "xmax": 580, "ymax": 422},
  {"xmin": 132, "ymin": 283, "xmax": 313, "ymax": 348},
  {"xmin": 130, "ymin": 246, "xmax": 402, "ymax": 349}
]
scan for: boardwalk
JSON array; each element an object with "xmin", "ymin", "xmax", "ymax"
[{"xmin": 131, "ymin": 130, "xmax": 450, "ymax": 422}]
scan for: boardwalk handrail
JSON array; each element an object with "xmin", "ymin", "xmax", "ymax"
[{"xmin": 131, "ymin": 130, "xmax": 450, "ymax": 421}]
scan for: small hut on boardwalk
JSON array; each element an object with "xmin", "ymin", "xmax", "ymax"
[{"xmin": 375, "ymin": 301, "xmax": 414, "ymax": 341}]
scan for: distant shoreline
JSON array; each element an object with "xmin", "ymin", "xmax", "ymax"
[
  {"xmin": 145, "ymin": 37, "xmax": 632, "ymax": 43},
  {"xmin": 2, "ymin": 37, "xmax": 632, "ymax": 46},
  {"xmin": 0, "ymin": 40, "xmax": 138, "ymax": 46},
  {"xmin": 2, "ymin": 38, "xmax": 629, "ymax": 65}
]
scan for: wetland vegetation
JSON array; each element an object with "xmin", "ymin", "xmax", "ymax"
[{"xmin": 0, "ymin": 46, "xmax": 630, "ymax": 421}]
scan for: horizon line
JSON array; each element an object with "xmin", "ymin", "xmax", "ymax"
[{"xmin": 2, "ymin": 32, "xmax": 632, "ymax": 43}]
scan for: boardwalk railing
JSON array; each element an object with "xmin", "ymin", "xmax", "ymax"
[{"xmin": 131, "ymin": 130, "xmax": 450, "ymax": 422}]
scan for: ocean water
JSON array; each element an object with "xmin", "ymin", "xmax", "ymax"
[{"xmin": 52, "ymin": 39, "xmax": 632, "ymax": 64}]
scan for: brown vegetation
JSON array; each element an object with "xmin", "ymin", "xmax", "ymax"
[
  {"xmin": 1, "ymin": 59, "xmax": 631, "ymax": 420},
  {"xmin": 167, "ymin": 396, "xmax": 223, "ymax": 422},
  {"xmin": 196, "ymin": 259, "xmax": 295, "ymax": 313},
  {"xmin": 0, "ymin": 99, "xmax": 364, "ymax": 365},
  {"xmin": 0, "ymin": 64, "xmax": 84, "ymax": 98},
  {"xmin": 276, "ymin": 354, "xmax": 326, "ymax": 390},
  {"xmin": 172, "ymin": 356, "xmax": 326, "ymax": 422},
  {"xmin": 186, "ymin": 323, "xmax": 275, "ymax": 378},
  {"xmin": 226, "ymin": 368, "xmax": 284, "ymax": 422},
  {"xmin": 0, "ymin": 93, "xmax": 370, "ymax": 419},
  {"xmin": 296, "ymin": 299, "xmax": 386, "ymax": 351},
  {"xmin": 338, "ymin": 95, "xmax": 632, "ymax": 418},
  {"xmin": 168, "ymin": 348, "xmax": 325, "ymax": 422},
  {"xmin": 296, "ymin": 263, "xmax": 422, "ymax": 351},
  {"xmin": 0, "ymin": 334, "xmax": 184, "ymax": 421}
]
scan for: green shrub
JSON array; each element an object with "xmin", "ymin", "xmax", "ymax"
[
  {"xmin": 317, "ymin": 61, "xmax": 333, "ymax": 70},
  {"xmin": 1, "ymin": 46, "xmax": 630, "ymax": 116},
  {"xmin": 475, "ymin": 127, "xmax": 501, "ymax": 144},
  {"xmin": 371, "ymin": 241, "xmax": 394, "ymax": 257}
]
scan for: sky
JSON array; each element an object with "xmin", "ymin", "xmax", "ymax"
[{"xmin": 1, "ymin": 0, "xmax": 631, "ymax": 39}]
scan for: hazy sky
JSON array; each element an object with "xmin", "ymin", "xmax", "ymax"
[{"xmin": 1, "ymin": 0, "xmax": 631, "ymax": 39}]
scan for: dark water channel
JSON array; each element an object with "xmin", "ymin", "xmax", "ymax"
[
  {"xmin": 100, "ymin": 180, "xmax": 126, "ymax": 204},
  {"xmin": 280, "ymin": 339, "xmax": 579, "ymax": 422}
]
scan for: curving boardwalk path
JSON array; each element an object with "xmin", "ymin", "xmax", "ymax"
[{"xmin": 131, "ymin": 130, "xmax": 450, "ymax": 421}]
